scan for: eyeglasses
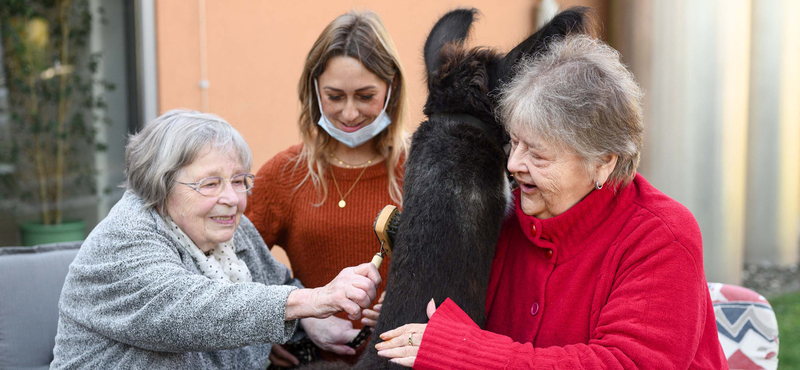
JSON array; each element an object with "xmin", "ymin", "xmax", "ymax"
[{"xmin": 177, "ymin": 174, "xmax": 255, "ymax": 197}]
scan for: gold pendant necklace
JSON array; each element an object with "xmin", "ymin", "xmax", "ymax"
[{"xmin": 330, "ymin": 155, "xmax": 377, "ymax": 208}]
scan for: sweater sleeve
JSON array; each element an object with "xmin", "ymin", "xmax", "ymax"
[
  {"xmin": 415, "ymin": 241, "xmax": 711, "ymax": 370},
  {"xmin": 59, "ymin": 223, "xmax": 299, "ymax": 353},
  {"xmin": 246, "ymin": 153, "xmax": 293, "ymax": 249},
  {"xmin": 238, "ymin": 215, "xmax": 304, "ymax": 290}
]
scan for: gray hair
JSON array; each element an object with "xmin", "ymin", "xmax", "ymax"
[
  {"xmin": 499, "ymin": 34, "xmax": 644, "ymax": 186},
  {"xmin": 124, "ymin": 109, "xmax": 253, "ymax": 214}
]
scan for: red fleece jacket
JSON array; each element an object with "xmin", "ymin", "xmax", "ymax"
[{"xmin": 414, "ymin": 174, "xmax": 727, "ymax": 369}]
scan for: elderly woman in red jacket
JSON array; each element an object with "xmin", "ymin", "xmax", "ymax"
[{"xmin": 376, "ymin": 34, "xmax": 728, "ymax": 369}]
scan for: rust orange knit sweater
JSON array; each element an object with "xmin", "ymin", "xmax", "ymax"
[{"xmin": 245, "ymin": 144, "xmax": 402, "ymax": 359}]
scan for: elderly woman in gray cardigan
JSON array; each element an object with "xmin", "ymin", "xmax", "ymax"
[{"xmin": 51, "ymin": 110, "xmax": 380, "ymax": 369}]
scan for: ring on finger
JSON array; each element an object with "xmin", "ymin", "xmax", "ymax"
[{"xmin": 408, "ymin": 332, "xmax": 414, "ymax": 346}]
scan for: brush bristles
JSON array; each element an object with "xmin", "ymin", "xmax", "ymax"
[{"xmin": 386, "ymin": 211, "xmax": 401, "ymax": 247}]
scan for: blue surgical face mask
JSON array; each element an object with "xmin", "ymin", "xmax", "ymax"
[{"xmin": 314, "ymin": 79, "xmax": 393, "ymax": 149}]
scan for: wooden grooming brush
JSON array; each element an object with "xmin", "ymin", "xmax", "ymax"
[
  {"xmin": 344, "ymin": 205, "xmax": 402, "ymax": 350},
  {"xmin": 370, "ymin": 205, "xmax": 400, "ymax": 269}
]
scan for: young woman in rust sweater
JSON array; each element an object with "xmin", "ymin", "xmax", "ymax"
[{"xmin": 245, "ymin": 10, "xmax": 408, "ymax": 367}]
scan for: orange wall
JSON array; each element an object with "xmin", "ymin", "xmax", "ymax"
[
  {"xmin": 156, "ymin": 0, "xmax": 607, "ymax": 170},
  {"xmin": 155, "ymin": 0, "xmax": 607, "ymax": 268}
]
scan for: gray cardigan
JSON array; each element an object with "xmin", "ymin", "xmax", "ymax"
[{"xmin": 51, "ymin": 191, "xmax": 302, "ymax": 369}]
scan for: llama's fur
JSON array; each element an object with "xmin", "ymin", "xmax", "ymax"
[{"xmin": 302, "ymin": 8, "xmax": 588, "ymax": 369}]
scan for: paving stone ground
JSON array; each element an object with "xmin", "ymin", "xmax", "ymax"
[{"xmin": 741, "ymin": 262, "xmax": 800, "ymax": 298}]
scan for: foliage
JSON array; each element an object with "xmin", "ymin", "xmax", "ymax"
[
  {"xmin": 0, "ymin": 0, "xmax": 112, "ymax": 224},
  {"xmin": 771, "ymin": 290, "xmax": 800, "ymax": 368}
]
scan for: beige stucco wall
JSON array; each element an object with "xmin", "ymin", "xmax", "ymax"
[{"xmin": 156, "ymin": 0, "xmax": 607, "ymax": 169}]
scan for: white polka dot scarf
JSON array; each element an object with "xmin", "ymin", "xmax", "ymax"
[{"xmin": 164, "ymin": 217, "xmax": 253, "ymax": 283}]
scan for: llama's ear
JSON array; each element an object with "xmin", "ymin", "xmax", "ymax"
[
  {"xmin": 490, "ymin": 7, "xmax": 590, "ymax": 91},
  {"xmin": 424, "ymin": 8, "xmax": 478, "ymax": 77}
]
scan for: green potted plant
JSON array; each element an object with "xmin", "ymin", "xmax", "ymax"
[{"xmin": 1, "ymin": 0, "xmax": 110, "ymax": 246}]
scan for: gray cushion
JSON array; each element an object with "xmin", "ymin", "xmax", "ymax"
[{"xmin": 0, "ymin": 242, "xmax": 81, "ymax": 369}]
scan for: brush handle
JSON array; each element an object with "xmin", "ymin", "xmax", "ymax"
[{"xmin": 371, "ymin": 253, "xmax": 384, "ymax": 269}]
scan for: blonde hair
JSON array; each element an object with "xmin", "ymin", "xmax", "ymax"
[{"xmin": 295, "ymin": 10, "xmax": 408, "ymax": 205}]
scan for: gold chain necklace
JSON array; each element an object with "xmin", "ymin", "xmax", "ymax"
[
  {"xmin": 330, "ymin": 155, "xmax": 377, "ymax": 208},
  {"xmin": 328, "ymin": 152, "xmax": 376, "ymax": 169}
]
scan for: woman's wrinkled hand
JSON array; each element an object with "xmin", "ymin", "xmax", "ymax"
[
  {"xmin": 301, "ymin": 316, "xmax": 361, "ymax": 355},
  {"xmin": 361, "ymin": 290, "xmax": 386, "ymax": 327},
  {"xmin": 312, "ymin": 262, "xmax": 381, "ymax": 320},
  {"xmin": 375, "ymin": 299, "xmax": 436, "ymax": 368},
  {"xmin": 268, "ymin": 344, "xmax": 299, "ymax": 368}
]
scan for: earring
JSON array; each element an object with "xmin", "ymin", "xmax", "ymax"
[{"xmin": 595, "ymin": 181, "xmax": 603, "ymax": 190}]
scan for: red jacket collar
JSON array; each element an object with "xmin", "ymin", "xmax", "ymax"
[{"xmin": 513, "ymin": 174, "xmax": 639, "ymax": 263}]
